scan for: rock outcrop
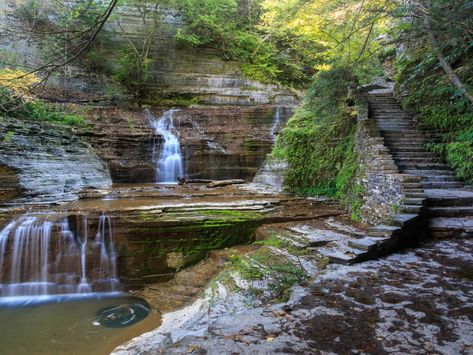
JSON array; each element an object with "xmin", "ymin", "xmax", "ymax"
[{"xmin": 0, "ymin": 117, "xmax": 112, "ymax": 203}]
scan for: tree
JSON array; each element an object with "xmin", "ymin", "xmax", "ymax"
[
  {"xmin": 406, "ymin": 0, "xmax": 473, "ymax": 104},
  {"xmin": 0, "ymin": 0, "xmax": 119, "ymax": 90}
]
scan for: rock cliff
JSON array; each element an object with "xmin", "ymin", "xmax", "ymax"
[
  {"xmin": 0, "ymin": 116, "xmax": 112, "ymax": 203},
  {"xmin": 0, "ymin": 1, "xmax": 300, "ymax": 106},
  {"xmin": 80, "ymin": 106, "xmax": 291, "ymax": 182}
]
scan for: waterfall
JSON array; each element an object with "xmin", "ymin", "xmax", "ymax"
[
  {"xmin": 270, "ymin": 107, "xmax": 281, "ymax": 141},
  {"xmin": 146, "ymin": 109, "xmax": 184, "ymax": 184},
  {"xmin": 0, "ymin": 213, "xmax": 119, "ymax": 297}
]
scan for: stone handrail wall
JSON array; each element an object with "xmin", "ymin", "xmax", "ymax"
[{"xmin": 354, "ymin": 94, "xmax": 406, "ymax": 224}]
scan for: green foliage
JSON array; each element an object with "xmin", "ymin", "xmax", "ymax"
[
  {"xmin": 275, "ymin": 67, "xmax": 368, "ymax": 218},
  {"xmin": 0, "ymin": 87, "xmax": 84, "ymax": 127},
  {"xmin": 23, "ymin": 101, "xmax": 85, "ymax": 126},
  {"xmin": 174, "ymin": 0, "xmax": 312, "ymax": 86},
  {"xmin": 394, "ymin": 0, "xmax": 473, "ymax": 184}
]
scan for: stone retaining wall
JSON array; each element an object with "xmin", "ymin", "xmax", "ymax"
[{"xmin": 355, "ymin": 95, "xmax": 405, "ymax": 224}]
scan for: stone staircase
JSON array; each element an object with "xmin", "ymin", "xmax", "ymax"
[{"xmin": 368, "ymin": 89, "xmax": 473, "ymax": 238}]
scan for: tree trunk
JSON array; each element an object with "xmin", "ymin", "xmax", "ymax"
[{"xmin": 423, "ymin": 15, "xmax": 473, "ymax": 104}]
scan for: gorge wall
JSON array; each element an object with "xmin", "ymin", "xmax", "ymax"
[
  {"xmin": 0, "ymin": 1, "xmax": 300, "ymax": 106},
  {"xmin": 0, "ymin": 116, "xmax": 112, "ymax": 203},
  {"xmin": 0, "ymin": 1, "xmax": 297, "ymax": 203}
]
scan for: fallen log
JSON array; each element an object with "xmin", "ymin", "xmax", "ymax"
[
  {"xmin": 206, "ymin": 179, "xmax": 246, "ymax": 188},
  {"xmin": 177, "ymin": 177, "xmax": 214, "ymax": 185}
]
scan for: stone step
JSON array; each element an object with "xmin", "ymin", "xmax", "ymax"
[
  {"xmin": 403, "ymin": 198, "xmax": 424, "ymax": 205},
  {"xmin": 372, "ymin": 113, "xmax": 408, "ymax": 116},
  {"xmin": 386, "ymin": 141, "xmax": 428, "ymax": 145},
  {"xmin": 392, "ymin": 152, "xmax": 437, "ymax": 157},
  {"xmin": 384, "ymin": 139, "xmax": 428, "ymax": 144},
  {"xmin": 316, "ymin": 246, "xmax": 365, "ymax": 265},
  {"xmin": 427, "ymin": 199, "xmax": 473, "ymax": 208},
  {"xmin": 404, "ymin": 189, "xmax": 425, "ymax": 194},
  {"xmin": 428, "ymin": 207, "xmax": 473, "ymax": 217},
  {"xmin": 403, "ymin": 169, "xmax": 456, "ymax": 176},
  {"xmin": 376, "ymin": 119, "xmax": 412, "ymax": 122},
  {"xmin": 370, "ymin": 103, "xmax": 404, "ymax": 106},
  {"xmin": 425, "ymin": 190, "xmax": 473, "ymax": 207},
  {"xmin": 391, "ymin": 214, "xmax": 419, "ymax": 227},
  {"xmin": 377, "ymin": 124, "xmax": 415, "ymax": 129},
  {"xmin": 347, "ymin": 237, "xmax": 379, "ymax": 252},
  {"xmin": 398, "ymin": 163, "xmax": 450, "ymax": 170},
  {"xmin": 382, "ymin": 132, "xmax": 428, "ymax": 137},
  {"xmin": 422, "ymin": 182, "xmax": 464, "ymax": 189},
  {"xmin": 428, "ymin": 217, "xmax": 473, "ymax": 238},
  {"xmin": 367, "ymin": 225, "xmax": 401, "ymax": 238},
  {"xmin": 402, "ymin": 183, "xmax": 424, "ymax": 190},
  {"xmin": 400, "ymin": 204, "xmax": 422, "ymax": 214},
  {"xmin": 391, "ymin": 147, "xmax": 429, "ymax": 152},
  {"xmin": 377, "ymin": 121, "xmax": 412, "ymax": 124},
  {"xmin": 394, "ymin": 157, "xmax": 444, "ymax": 163},
  {"xmin": 374, "ymin": 113, "xmax": 410, "ymax": 117},
  {"xmin": 421, "ymin": 175, "xmax": 458, "ymax": 182},
  {"xmin": 405, "ymin": 192, "xmax": 427, "ymax": 198}
]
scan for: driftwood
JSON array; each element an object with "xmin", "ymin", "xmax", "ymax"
[
  {"xmin": 177, "ymin": 177, "xmax": 214, "ymax": 185},
  {"xmin": 177, "ymin": 178, "xmax": 246, "ymax": 187},
  {"xmin": 206, "ymin": 179, "xmax": 246, "ymax": 188}
]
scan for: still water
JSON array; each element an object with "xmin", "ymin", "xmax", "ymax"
[{"xmin": 0, "ymin": 294, "xmax": 160, "ymax": 355}]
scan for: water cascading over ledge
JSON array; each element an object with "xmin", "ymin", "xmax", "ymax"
[
  {"xmin": 146, "ymin": 109, "xmax": 185, "ymax": 184},
  {"xmin": 0, "ymin": 214, "xmax": 119, "ymax": 297},
  {"xmin": 270, "ymin": 107, "xmax": 282, "ymax": 141}
]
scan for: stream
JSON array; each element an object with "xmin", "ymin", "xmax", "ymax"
[{"xmin": 0, "ymin": 106, "xmax": 291, "ymax": 354}]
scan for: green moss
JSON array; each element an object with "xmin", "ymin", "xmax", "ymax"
[
  {"xmin": 2, "ymin": 130, "xmax": 14, "ymax": 143},
  {"xmin": 243, "ymin": 139, "xmax": 262, "ymax": 151},
  {"xmin": 225, "ymin": 247, "xmax": 306, "ymax": 302},
  {"xmin": 275, "ymin": 67, "xmax": 365, "ymax": 219},
  {"xmin": 144, "ymin": 94, "xmax": 203, "ymax": 108}
]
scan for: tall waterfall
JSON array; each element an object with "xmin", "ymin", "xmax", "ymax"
[
  {"xmin": 146, "ymin": 109, "xmax": 184, "ymax": 184},
  {"xmin": 0, "ymin": 214, "xmax": 119, "ymax": 297},
  {"xmin": 270, "ymin": 107, "xmax": 281, "ymax": 141}
]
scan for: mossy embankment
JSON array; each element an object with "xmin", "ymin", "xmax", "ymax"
[{"xmin": 273, "ymin": 68, "xmax": 368, "ymax": 220}]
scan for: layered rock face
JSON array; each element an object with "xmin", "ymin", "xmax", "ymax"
[
  {"xmin": 176, "ymin": 106, "xmax": 291, "ymax": 180},
  {"xmin": 87, "ymin": 5, "xmax": 299, "ymax": 106},
  {"xmin": 0, "ymin": 2, "xmax": 300, "ymax": 106},
  {"xmin": 0, "ymin": 117, "xmax": 112, "ymax": 202},
  {"xmin": 0, "ymin": 165, "xmax": 22, "ymax": 203},
  {"xmin": 79, "ymin": 108, "xmax": 156, "ymax": 183},
  {"xmin": 81, "ymin": 106, "xmax": 291, "ymax": 182}
]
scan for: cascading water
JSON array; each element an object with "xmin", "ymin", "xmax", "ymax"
[
  {"xmin": 146, "ymin": 109, "xmax": 184, "ymax": 183},
  {"xmin": 0, "ymin": 213, "xmax": 119, "ymax": 297},
  {"xmin": 270, "ymin": 107, "xmax": 281, "ymax": 141}
]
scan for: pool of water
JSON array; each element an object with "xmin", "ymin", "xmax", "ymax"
[{"xmin": 0, "ymin": 293, "xmax": 160, "ymax": 355}]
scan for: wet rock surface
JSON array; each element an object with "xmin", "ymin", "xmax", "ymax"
[{"xmin": 114, "ymin": 238, "xmax": 473, "ymax": 354}]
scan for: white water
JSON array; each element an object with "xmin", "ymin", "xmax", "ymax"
[
  {"xmin": 0, "ymin": 214, "xmax": 119, "ymax": 297},
  {"xmin": 270, "ymin": 107, "xmax": 281, "ymax": 141},
  {"xmin": 146, "ymin": 109, "xmax": 184, "ymax": 184}
]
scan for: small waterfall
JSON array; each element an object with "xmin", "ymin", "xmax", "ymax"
[
  {"xmin": 146, "ymin": 109, "xmax": 184, "ymax": 184},
  {"xmin": 270, "ymin": 107, "xmax": 281, "ymax": 141},
  {"xmin": 0, "ymin": 213, "xmax": 119, "ymax": 297}
]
